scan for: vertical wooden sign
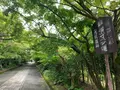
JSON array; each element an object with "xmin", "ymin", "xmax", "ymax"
[
  {"xmin": 92, "ymin": 16, "xmax": 117, "ymax": 54},
  {"xmin": 92, "ymin": 16, "xmax": 116, "ymax": 90}
]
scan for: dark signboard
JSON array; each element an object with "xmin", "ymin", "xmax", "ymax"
[{"xmin": 92, "ymin": 16, "xmax": 117, "ymax": 54}]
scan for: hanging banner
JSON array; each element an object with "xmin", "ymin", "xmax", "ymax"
[{"xmin": 92, "ymin": 16, "xmax": 117, "ymax": 54}]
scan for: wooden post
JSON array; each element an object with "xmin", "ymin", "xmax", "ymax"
[{"xmin": 105, "ymin": 54, "xmax": 113, "ymax": 90}]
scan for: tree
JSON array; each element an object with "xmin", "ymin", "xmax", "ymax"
[
  {"xmin": 0, "ymin": 0, "xmax": 120, "ymax": 90},
  {"xmin": 0, "ymin": 10, "xmax": 31, "ymax": 68}
]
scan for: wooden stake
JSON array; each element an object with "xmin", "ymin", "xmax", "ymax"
[{"xmin": 105, "ymin": 54, "xmax": 113, "ymax": 90}]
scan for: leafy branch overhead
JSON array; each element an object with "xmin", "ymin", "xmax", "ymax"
[{"xmin": 0, "ymin": 0, "xmax": 120, "ymax": 90}]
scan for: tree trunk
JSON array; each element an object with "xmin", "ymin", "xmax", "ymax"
[
  {"xmin": 81, "ymin": 61, "xmax": 85, "ymax": 83},
  {"xmin": 0, "ymin": 64, "xmax": 3, "ymax": 70}
]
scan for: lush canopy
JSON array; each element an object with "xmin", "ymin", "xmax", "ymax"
[{"xmin": 0, "ymin": 0, "xmax": 120, "ymax": 90}]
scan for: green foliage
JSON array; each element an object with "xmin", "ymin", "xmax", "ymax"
[
  {"xmin": 68, "ymin": 86, "xmax": 83, "ymax": 90},
  {"xmin": 0, "ymin": 0, "xmax": 120, "ymax": 90},
  {"xmin": 0, "ymin": 41, "xmax": 29, "ymax": 68},
  {"xmin": 35, "ymin": 44, "xmax": 83, "ymax": 89}
]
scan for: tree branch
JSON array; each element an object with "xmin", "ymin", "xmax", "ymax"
[
  {"xmin": 71, "ymin": 43, "xmax": 80, "ymax": 54},
  {"xmin": 36, "ymin": 1, "xmax": 86, "ymax": 43},
  {"xmin": 0, "ymin": 38, "xmax": 13, "ymax": 40},
  {"xmin": 75, "ymin": 0, "xmax": 96, "ymax": 17},
  {"xmin": 100, "ymin": 0, "xmax": 111, "ymax": 16},
  {"xmin": 85, "ymin": 0, "xmax": 113, "ymax": 12},
  {"xmin": 64, "ymin": 0, "xmax": 97, "ymax": 20},
  {"xmin": 113, "ymin": 10, "xmax": 118, "ymax": 28}
]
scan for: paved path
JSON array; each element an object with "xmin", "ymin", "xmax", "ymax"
[{"xmin": 0, "ymin": 62, "xmax": 50, "ymax": 90}]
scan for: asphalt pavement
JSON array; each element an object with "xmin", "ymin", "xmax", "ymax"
[{"xmin": 0, "ymin": 62, "xmax": 50, "ymax": 90}]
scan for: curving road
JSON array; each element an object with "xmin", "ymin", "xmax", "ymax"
[{"xmin": 0, "ymin": 62, "xmax": 50, "ymax": 90}]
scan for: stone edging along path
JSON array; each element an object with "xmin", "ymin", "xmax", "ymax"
[{"xmin": 0, "ymin": 66, "xmax": 18, "ymax": 74}]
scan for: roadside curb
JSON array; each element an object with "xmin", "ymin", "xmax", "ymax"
[{"xmin": 0, "ymin": 66, "xmax": 18, "ymax": 74}]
